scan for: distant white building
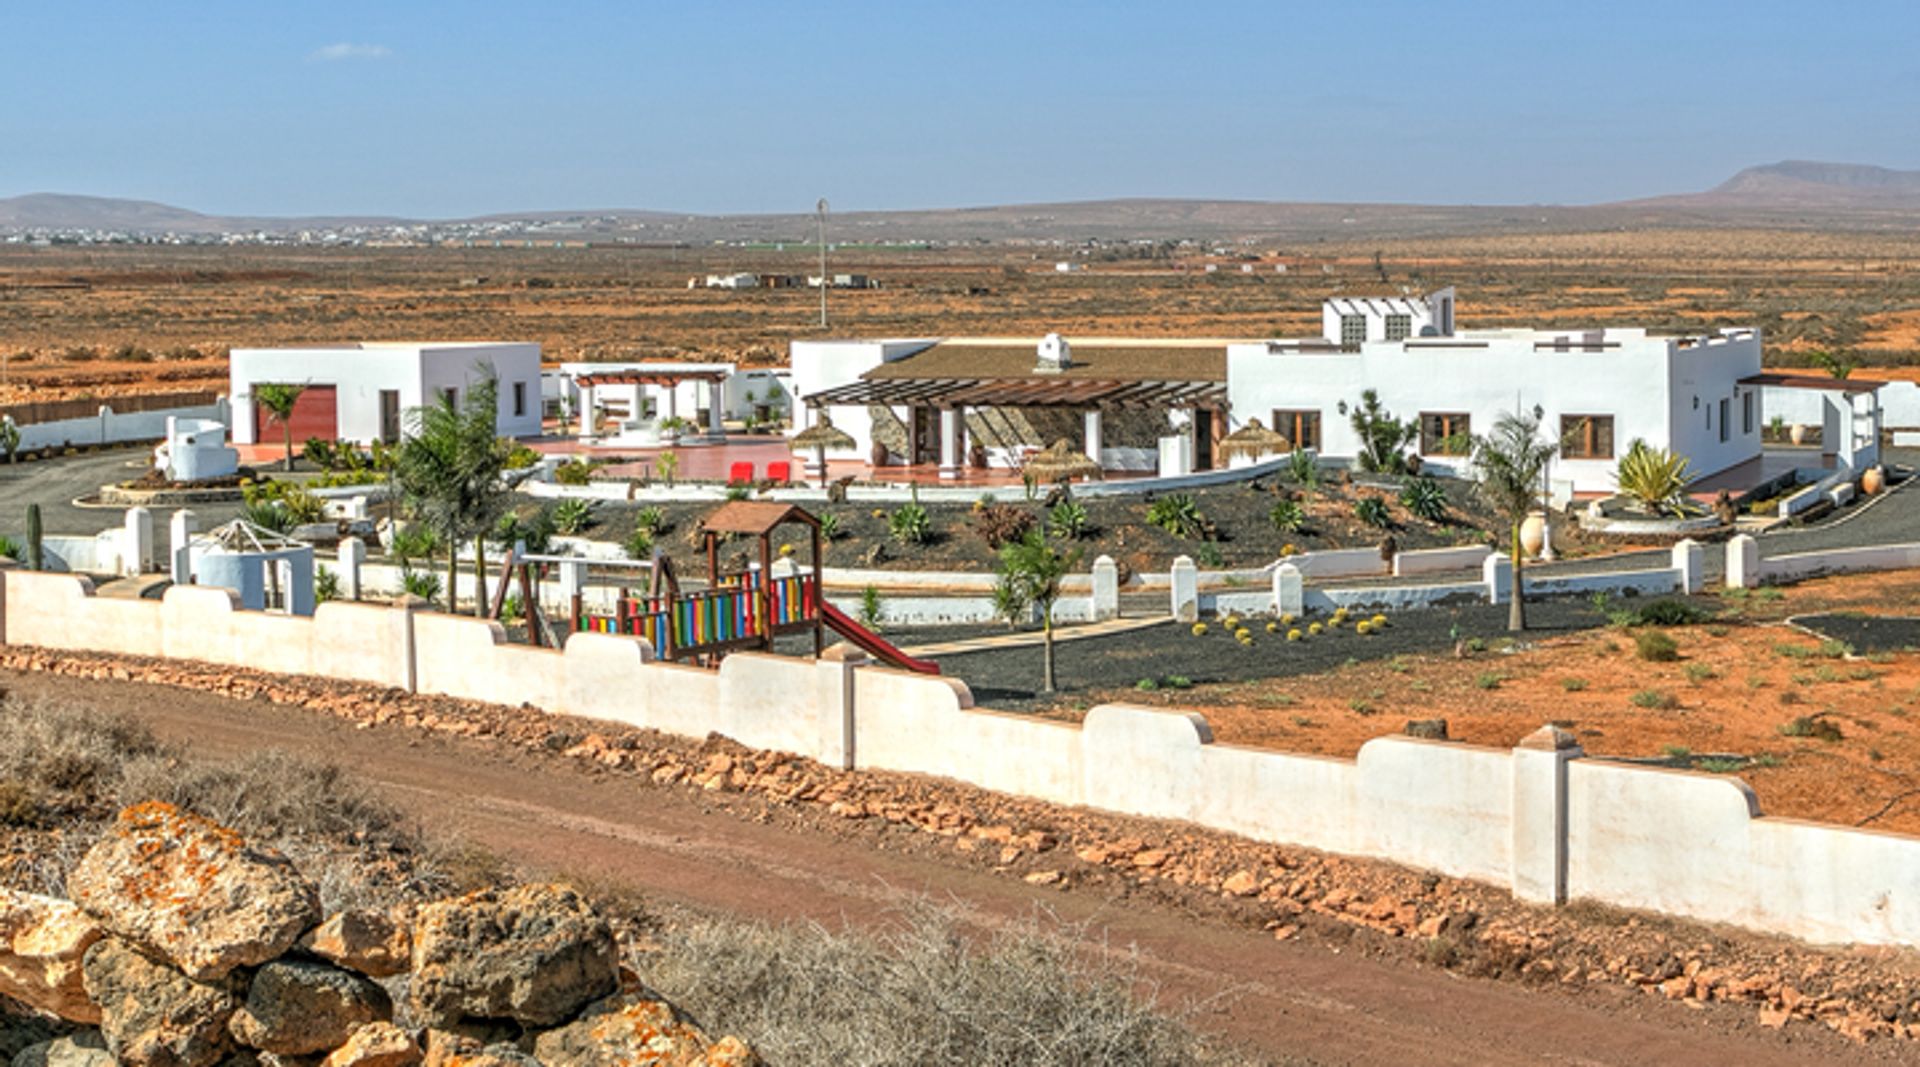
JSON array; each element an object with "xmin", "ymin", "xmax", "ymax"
[
  {"xmin": 229, "ymin": 342, "xmax": 542, "ymax": 446},
  {"xmin": 704, "ymin": 272, "xmax": 760, "ymax": 290}
]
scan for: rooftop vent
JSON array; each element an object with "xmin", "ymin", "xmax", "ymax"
[{"xmin": 1036, "ymin": 332, "xmax": 1072, "ymax": 373}]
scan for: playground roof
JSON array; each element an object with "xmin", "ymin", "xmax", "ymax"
[{"xmin": 700, "ymin": 500, "xmax": 821, "ymax": 535}]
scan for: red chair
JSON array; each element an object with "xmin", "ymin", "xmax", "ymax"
[
  {"xmin": 766, "ymin": 460, "xmax": 791, "ymax": 485},
  {"xmin": 728, "ymin": 461, "xmax": 754, "ymax": 485}
]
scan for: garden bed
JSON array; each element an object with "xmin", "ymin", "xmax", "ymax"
[{"xmin": 1793, "ymin": 613, "xmax": 1920, "ymax": 655}]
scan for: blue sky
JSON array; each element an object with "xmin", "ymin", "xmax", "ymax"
[{"xmin": 3, "ymin": 2, "xmax": 1916, "ymax": 217}]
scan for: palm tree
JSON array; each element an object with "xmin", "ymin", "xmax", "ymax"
[
  {"xmin": 394, "ymin": 376, "xmax": 513, "ymax": 616},
  {"xmin": 995, "ymin": 529, "xmax": 1083, "ymax": 693},
  {"xmin": 1471, "ymin": 410, "xmax": 1558, "ymax": 632},
  {"xmin": 253, "ymin": 383, "xmax": 306, "ymax": 471}
]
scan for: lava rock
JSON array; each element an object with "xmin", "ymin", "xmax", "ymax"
[
  {"xmin": 1, "ymin": 887, "xmax": 104, "ymax": 1024},
  {"xmin": 228, "ymin": 960, "xmax": 391, "ymax": 1056},
  {"xmin": 408, "ymin": 883, "xmax": 617, "ymax": 1028},
  {"xmin": 82, "ymin": 937, "xmax": 242, "ymax": 1067}
]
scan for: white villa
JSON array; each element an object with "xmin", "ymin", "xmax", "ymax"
[
  {"xmin": 789, "ymin": 292, "xmax": 1884, "ymax": 495},
  {"xmin": 229, "ymin": 342, "xmax": 542, "ymax": 446},
  {"xmin": 550, "ymin": 362, "xmax": 794, "ymax": 445}
]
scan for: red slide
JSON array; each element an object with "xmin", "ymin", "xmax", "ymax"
[{"xmin": 818, "ymin": 601, "xmax": 942, "ymax": 675}]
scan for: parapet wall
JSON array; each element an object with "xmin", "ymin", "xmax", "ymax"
[{"xmin": 5, "ymin": 567, "xmax": 1920, "ymax": 949}]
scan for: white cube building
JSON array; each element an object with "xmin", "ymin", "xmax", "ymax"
[{"xmin": 229, "ymin": 342, "xmax": 542, "ymax": 446}]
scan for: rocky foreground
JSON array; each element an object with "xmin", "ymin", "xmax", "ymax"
[{"xmin": 1, "ymin": 802, "xmax": 755, "ymax": 1067}]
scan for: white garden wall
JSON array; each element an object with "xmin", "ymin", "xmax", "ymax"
[{"xmin": 9, "ymin": 566, "xmax": 1920, "ymax": 949}]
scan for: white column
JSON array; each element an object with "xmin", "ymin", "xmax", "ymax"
[
  {"xmin": 1091, "ymin": 555, "xmax": 1119, "ymax": 621},
  {"xmin": 123, "ymin": 507, "xmax": 153, "ymax": 576},
  {"xmin": 1483, "ymin": 553, "xmax": 1513, "ymax": 604},
  {"xmin": 577, "ymin": 384, "xmax": 596, "ymax": 441},
  {"xmin": 938, "ymin": 407, "xmax": 961, "ymax": 480},
  {"xmin": 1671, "ymin": 538, "xmax": 1703, "ymax": 595},
  {"xmin": 708, "ymin": 380, "xmax": 725, "ymax": 437},
  {"xmin": 666, "ymin": 384, "xmax": 679, "ymax": 424},
  {"xmin": 1170, "ymin": 555, "xmax": 1199, "ymax": 622},
  {"xmin": 338, "ymin": 536, "xmax": 366, "ymax": 601},
  {"xmin": 1272, "ymin": 562, "xmax": 1303, "ymax": 617},
  {"xmin": 1510, "ymin": 725, "xmax": 1582, "ymax": 905},
  {"xmin": 1083, "ymin": 409, "xmax": 1103, "ymax": 464},
  {"xmin": 1725, "ymin": 534, "xmax": 1759, "ymax": 589},
  {"xmin": 169, "ymin": 510, "xmax": 196, "ymax": 585}
]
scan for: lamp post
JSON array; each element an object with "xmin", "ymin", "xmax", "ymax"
[
  {"xmin": 816, "ymin": 198, "xmax": 829, "ymax": 329},
  {"xmin": 1533, "ymin": 403, "xmax": 1556, "ymax": 562}
]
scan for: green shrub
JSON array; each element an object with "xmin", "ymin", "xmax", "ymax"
[
  {"xmin": 1633, "ymin": 598, "xmax": 1712, "ymax": 627},
  {"xmin": 315, "ymin": 566, "xmax": 341, "ymax": 603},
  {"xmin": 1629, "ymin": 688, "xmax": 1679, "ymax": 710},
  {"xmin": 241, "ymin": 501, "xmax": 294, "ymax": 534},
  {"xmin": 1267, "ymin": 498, "xmax": 1305, "ymax": 533},
  {"xmin": 1047, "ymin": 499, "xmax": 1090, "ymax": 540},
  {"xmin": 624, "ymin": 528, "xmax": 654, "ymax": 561},
  {"xmin": 1683, "ymin": 663, "xmax": 1717, "ymax": 684},
  {"xmin": 889, "ymin": 502, "xmax": 932, "ymax": 545},
  {"xmin": 554, "ymin": 459, "xmax": 594, "ymax": 486},
  {"xmin": 817, "ymin": 513, "xmax": 841, "ymax": 541},
  {"xmin": 1398, "ymin": 477, "xmax": 1448, "ymax": 522},
  {"xmin": 1634, "ymin": 630, "xmax": 1680, "ymax": 662},
  {"xmin": 401, "ymin": 570, "xmax": 443, "ymax": 604},
  {"xmin": 634, "ymin": 505, "xmax": 667, "ymax": 535},
  {"xmin": 1354, "ymin": 497, "xmax": 1392, "ymax": 528},
  {"xmin": 1475, "ymin": 672, "xmax": 1503, "ymax": 690},
  {"xmin": 858, "ymin": 585, "xmax": 885, "ymax": 630},
  {"xmin": 1779, "ymin": 714, "xmax": 1844, "ymax": 742},
  {"xmin": 1146, "ymin": 494, "xmax": 1206, "ymax": 540},
  {"xmin": 502, "ymin": 442, "xmax": 542, "ymax": 470},
  {"xmin": 551, "ymin": 498, "xmax": 596, "ymax": 536},
  {"xmin": 1615, "ymin": 438, "xmax": 1693, "ymax": 515},
  {"xmin": 1287, "ymin": 449, "xmax": 1320, "ymax": 487},
  {"xmin": 1561, "ymin": 677, "xmax": 1588, "ymax": 692},
  {"xmin": 388, "ymin": 524, "xmax": 442, "ymax": 564}
]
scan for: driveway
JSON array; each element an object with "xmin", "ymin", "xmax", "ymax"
[{"xmin": 0, "ymin": 447, "xmax": 245, "ymax": 538}]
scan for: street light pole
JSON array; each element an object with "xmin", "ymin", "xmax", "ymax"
[{"xmin": 816, "ymin": 198, "xmax": 829, "ymax": 329}]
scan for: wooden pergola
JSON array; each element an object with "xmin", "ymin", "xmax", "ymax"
[
  {"xmin": 574, "ymin": 368, "xmax": 731, "ymax": 388},
  {"xmin": 804, "ymin": 377, "xmax": 1227, "ymax": 411}
]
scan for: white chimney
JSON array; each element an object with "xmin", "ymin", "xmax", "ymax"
[{"xmin": 1036, "ymin": 332, "xmax": 1071, "ymax": 373}]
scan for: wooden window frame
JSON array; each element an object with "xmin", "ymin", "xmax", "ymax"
[
  {"xmin": 1270, "ymin": 408, "xmax": 1321, "ymax": 451},
  {"xmin": 1560, "ymin": 414, "xmax": 1615, "ymax": 460},
  {"xmin": 1419, "ymin": 412, "xmax": 1472, "ymax": 456}
]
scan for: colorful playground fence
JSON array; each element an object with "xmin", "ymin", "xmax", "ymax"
[{"xmin": 576, "ymin": 570, "xmax": 817, "ymax": 660}]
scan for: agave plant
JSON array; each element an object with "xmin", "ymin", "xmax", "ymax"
[
  {"xmin": 1399, "ymin": 477, "xmax": 1449, "ymax": 522},
  {"xmin": 1353, "ymin": 497, "xmax": 1393, "ymax": 529},
  {"xmin": 1047, "ymin": 499, "xmax": 1090, "ymax": 540},
  {"xmin": 1146, "ymin": 494, "xmax": 1206, "ymax": 540},
  {"xmin": 1614, "ymin": 439, "xmax": 1693, "ymax": 516},
  {"xmin": 1287, "ymin": 448, "xmax": 1320, "ymax": 488},
  {"xmin": 1268, "ymin": 498, "xmax": 1305, "ymax": 533},
  {"xmin": 551, "ymin": 497, "xmax": 596, "ymax": 536},
  {"xmin": 889, "ymin": 501, "xmax": 932, "ymax": 545}
]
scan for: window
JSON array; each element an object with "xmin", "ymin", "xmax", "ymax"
[
  {"xmin": 1340, "ymin": 313, "xmax": 1367, "ymax": 348},
  {"xmin": 441, "ymin": 387, "xmax": 458, "ymax": 408},
  {"xmin": 1384, "ymin": 313, "xmax": 1412, "ymax": 341},
  {"xmin": 1719, "ymin": 398, "xmax": 1730, "ymax": 443},
  {"xmin": 512, "ymin": 381, "xmax": 527, "ymax": 418},
  {"xmin": 1742, "ymin": 391, "xmax": 1754, "ymax": 435},
  {"xmin": 1270, "ymin": 409, "xmax": 1321, "ymax": 450},
  {"xmin": 1561, "ymin": 415, "xmax": 1615, "ymax": 459},
  {"xmin": 1419, "ymin": 412, "xmax": 1472, "ymax": 455}
]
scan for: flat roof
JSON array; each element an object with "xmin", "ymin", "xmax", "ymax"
[
  {"xmin": 1740, "ymin": 373, "xmax": 1886, "ymax": 393},
  {"xmin": 866, "ymin": 338, "xmax": 1231, "ymax": 384}
]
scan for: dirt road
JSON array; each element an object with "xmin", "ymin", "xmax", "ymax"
[{"xmin": 9, "ymin": 668, "xmax": 1896, "ymax": 1066}]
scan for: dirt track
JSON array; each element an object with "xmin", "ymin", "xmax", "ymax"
[{"xmin": 7, "ymin": 669, "xmax": 1899, "ymax": 1066}]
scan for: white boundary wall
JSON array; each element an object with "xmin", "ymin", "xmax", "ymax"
[
  {"xmin": 9, "ymin": 566, "xmax": 1920, "ymax": 948},
  {"xmin": 11, "ymin": 399, "xmax": 228, "ymax": 452}
]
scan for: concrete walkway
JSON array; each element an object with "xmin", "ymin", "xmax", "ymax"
[{"xmin": 900, "ymin": 614, "xmax": 1167, "ymax": 657}]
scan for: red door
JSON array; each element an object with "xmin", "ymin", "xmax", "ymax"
[{"xmin": 254, "ymin": 385, "xmax": 338, "ymax": 444}]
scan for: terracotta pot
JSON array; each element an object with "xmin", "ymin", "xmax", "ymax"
[
  {"xmin": 1861, "ymin": 466, "xmax": 1885, "ymax": 496},
  {"xmin": 1519, "ymin": 511, "xmax": 1547, "ymax": 558},
  {"xmin": 1789, "ymin": 423, "xmax": 1806, "ymax": 446}
]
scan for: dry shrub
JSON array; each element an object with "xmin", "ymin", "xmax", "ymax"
[
  {"xmin": 642, "ymin": 902, "xmax": 1246, "ymax": 1066},
  {"xmin": 971, "ymin": 504, "xmax": 1036, "ymax": 550}
]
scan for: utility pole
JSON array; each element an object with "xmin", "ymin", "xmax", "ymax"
[{"xmin": 816, "ymin": 198, "xmax": 829, "ymax": 329}]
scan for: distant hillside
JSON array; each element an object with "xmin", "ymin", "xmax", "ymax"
[{"xmin": 6, "ymin": 161, "xmax": 1919, "ymax": 242}]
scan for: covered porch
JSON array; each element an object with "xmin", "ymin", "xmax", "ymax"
[
  {"xmin": 570, "ymin": 365, "xmax": 732, "ymax": 447},
  {"xmin": 800, "ymin": 375, "xmax": 1232, "ymax": 483}
]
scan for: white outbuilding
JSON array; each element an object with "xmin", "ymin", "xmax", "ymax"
[{"xmin": 228, "ymin": 342, "xmax": 542, "ymax": 446}]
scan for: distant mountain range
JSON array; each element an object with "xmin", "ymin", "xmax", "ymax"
[{"xmin": 5, "ymin": 161, "xmax": 1918, "ymax": 242}]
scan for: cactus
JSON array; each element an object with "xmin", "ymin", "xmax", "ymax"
[{"xmin": 26, "ymin": 503, "xmax": 42, "ymax": 571}]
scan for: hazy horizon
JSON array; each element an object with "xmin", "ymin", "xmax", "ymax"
[{"xmin": 5, "ymin": 1, "xmax": 1918, "ymax": 218}]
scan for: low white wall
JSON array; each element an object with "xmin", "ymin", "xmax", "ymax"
[
  {"xmin": 1393, "ymin": 544, "xmax": 1493, "ymax": 577},
  {"xmin": 1760, "ymin": 542, "xmax": 1920, "ymax": 584},
  {"xmin": 12, "ymin": 400, "xmax": 227, "ymax": 452},
  {"xmin": 14, "ymin": 566, "xmax": 1920, "ymax": 948},
  {"xmin": 1521, "ymin": 567, "xmax": 1679, "ymax": 599}
]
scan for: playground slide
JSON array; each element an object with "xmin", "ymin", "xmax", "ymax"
[{"xmin": 818, "ymin": 601, "xmax": 942, "ymax": 675}]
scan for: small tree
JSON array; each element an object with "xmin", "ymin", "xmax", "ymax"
[
  {"xmin": 1471, "ymin": 410, "xmax": 1558, "ymax": 632},
  {"xmin": 1347, "ymin": 389, "xmax": 1417, "ymax": 473},
  {"xmin": 253, "ymin": 383, "xmax": 306, "ymax": 472},
  {"xmin": 394, "ymin": 375, "xmax": 513, "ymax": 616},
  {"xmin": 1808, "ymin": 348, "xmax": 1859, "ymax": 380},
  {"xmin": 996, "ymin": 529, "xmax": 1083, "ymax": 693}
]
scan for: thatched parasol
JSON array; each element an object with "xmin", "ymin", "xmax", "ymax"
[
  {"xmin": 1219, "ymin": 418, "xmax": 1293, "ymax": 462},
  {"xmin": 791, "ymin": 414, "xmax": 856, "ymax": 487},
  {"xmin": 1023, "ymin": 438, "xmax": 1104, "ymax": 484}
]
